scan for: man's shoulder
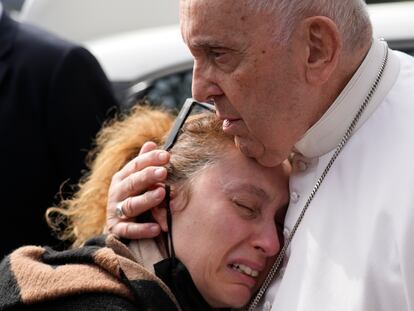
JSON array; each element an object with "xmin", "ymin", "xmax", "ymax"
[
  {"xmin": 393, "ymin": 49, "xmax": 414, "ymax": 76},
  {"xmin": 386, "ymin": 50, "xmax": 414, "ymax": 100},
  {"xmin": 13, "ymin": 21, "xmax": 101, "ymax": 74},
  {"xmin": 16, "ymin": 21, "xmax": 82, "ymax": 57}
]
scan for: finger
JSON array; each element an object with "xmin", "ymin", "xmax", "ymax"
[
  {"xmin": 120, "ymin": 187, "xmax": 166, "ymax": 218},
  {"xmin": 115, "ymin": 149, "xmax": 170, "ymax": 181},
  {"xmin": 139, "ymin": 141, "xmax": 157, "ymax": 155},
  {"xmin": 111, "ymin": 222, "xmax": 161, "ymax": 240},
  {"xmin": 111, "ymin": 167, "xmax": 167, "ymax": 201}
]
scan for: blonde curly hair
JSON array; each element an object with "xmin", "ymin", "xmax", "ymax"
[{"xmin": 46, "ymin": 105, "xmax": 174, "ymax": 247}]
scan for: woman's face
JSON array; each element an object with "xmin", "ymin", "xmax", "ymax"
[{"xmin": 172, "ymin": 148, "xmax": 290, "ymax": 308}]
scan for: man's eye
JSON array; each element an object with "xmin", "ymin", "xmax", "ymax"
[
  {"xmin": 211, "ymin": 50, "xmax": 223, "ymax": 57},
  {"xmin": 210, "ymin": 50, "xmax": 229, "ymax": 63}
]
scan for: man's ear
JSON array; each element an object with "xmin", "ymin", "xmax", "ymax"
[
  {"xmin": 151, "ymin": 205, "xmax": 169, "ymax": 232},
  {"xmin": 301, "ymin": 16, "xmax": 341, "ymax": 85}
]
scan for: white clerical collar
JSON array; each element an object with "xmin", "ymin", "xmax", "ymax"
[
  {"xmin": 294, "ymin": 38, "xmax": 400, "ymax": 158},
  {"xmin": 0, "ymin": 2, "xmax": 3, "ymax": 21}
]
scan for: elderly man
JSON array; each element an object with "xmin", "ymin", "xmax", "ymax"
[{"xmin": 106, "ymin": 0, "xmax": 414, "ymax": 310}]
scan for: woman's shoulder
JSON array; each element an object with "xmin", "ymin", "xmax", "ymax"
[
  {"xmin": 0, "ymin": 235, "xmax": 180, "ymax": 310},
  {"xmin": 0, "ymin": 239, "xmax": 132, "ymax": 309}
]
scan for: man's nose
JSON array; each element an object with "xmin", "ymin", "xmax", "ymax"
[{"xmin": 191, "ymin": 61, "xmax": 223, "ymax": 102}]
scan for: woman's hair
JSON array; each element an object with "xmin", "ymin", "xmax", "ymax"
[{"xmin": 47, "ymin": 104, "xmax": 232, "ymax": 247}]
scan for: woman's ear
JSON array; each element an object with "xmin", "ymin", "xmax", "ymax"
[
  {"xmin": 152, "ymin": 185, "xmax": 186, "ymax": 232},
  {"xmin": 301, "ymin": 16, "xmax": 342, "ymax": 85},
  {"xmin": 151, "ymin": 204, "xmax": 169, "ymax": 232}
]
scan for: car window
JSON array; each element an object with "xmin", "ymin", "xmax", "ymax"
[{"xmin": 126, "ymin": 70, "xmax": 193, "ymax": 114}]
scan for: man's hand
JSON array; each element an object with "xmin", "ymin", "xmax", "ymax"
[{"xmin": 106, "ymin": 141, "xmax": 170, "ymax": 239}]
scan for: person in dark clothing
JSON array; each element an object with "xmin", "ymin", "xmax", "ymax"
[
  {"xmin": 0, "ymin": 105, "xmax": 290, "ymax": 310},
  {"xmin": 0, "ymin": 5, "xmax": 118, "ymax": 258}
]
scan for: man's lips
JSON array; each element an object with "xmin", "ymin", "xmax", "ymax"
[{"xmin": 222, "ymin": 118, "xmax": 242, "ymax": 134}]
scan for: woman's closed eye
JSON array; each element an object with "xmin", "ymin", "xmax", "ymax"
[{"xmin": 232, "ymin": 199, "xmax": 259, "ymax": 219}]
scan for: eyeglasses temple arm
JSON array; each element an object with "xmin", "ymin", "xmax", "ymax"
[{"xmin": 162, "ymin": 98, "xmax": 215, "ymax": 151}]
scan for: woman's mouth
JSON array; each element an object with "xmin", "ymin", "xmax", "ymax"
[
  {"xmin": 229, "ymin": 263, "xmax": 259, "ymax": 277},
  {"xmin": 227, "ymin": 262, "xmax": 261, "ymax": 289},
  {"xmin": 226, "ymin": 259, "xmax": 265, "ymax": 290}
]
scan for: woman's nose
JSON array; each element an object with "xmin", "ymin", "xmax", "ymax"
[{"xmin": 252, "ymin": 223, "xmax": 280, "ymax": 257}]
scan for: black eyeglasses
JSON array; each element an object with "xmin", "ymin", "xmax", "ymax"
[
  {"xmin": 163, "ymin": 98, "xmax": 215, "ymax": 265},
  {"xmin": 163, "ymin": 98, "xmax": 215, "ymax": 152}
]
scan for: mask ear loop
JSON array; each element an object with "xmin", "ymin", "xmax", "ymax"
[{"xmin": 165, "ymin": 184, "xmax": 176, "ymax": 267}]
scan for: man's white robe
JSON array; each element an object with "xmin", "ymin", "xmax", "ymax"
[{"xmin": 260, "ymin": 39, "xmax": 414, "ymax": 311}]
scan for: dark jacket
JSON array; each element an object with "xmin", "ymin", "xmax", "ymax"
[
  {"xmin": 0, "ymin": 12, "xmax": 118, "ymax": 258},
  {"xmin": 0, "ymin": 235, "xmax": 210, "ymax": 311}
]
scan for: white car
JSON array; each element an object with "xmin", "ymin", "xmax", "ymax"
[
  {"xmin": 86, "ymin": 25, "xmax": 193, "ymax": 109},
  {"xmin": 17, "ymin": 0, "xmax": 179, "ymax": 43},
  {"xmin": 83, "ymin": 1, "xmax": 414, "ymax": 110}
]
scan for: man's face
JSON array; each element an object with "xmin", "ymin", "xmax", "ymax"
[{"xmin": 180, "ymin": 0, "xmax": 314, "ymax": 167}]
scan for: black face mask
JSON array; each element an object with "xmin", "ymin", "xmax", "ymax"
[
  {"xmin": 154, "ymin": 185, "xmax": 210, "ymax": 310},
  {"xmin": 154, "ymin": 257, "xmax": 214, "ymax": 311}
]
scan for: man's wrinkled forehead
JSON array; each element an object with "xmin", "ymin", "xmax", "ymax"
[
  {"xmin": 181, "ymin": 0, "xmax": 257, "ymax": 25},
  {"xmin": 179, "ymin": 0, "xmax": 257, "ymax": 44}
]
